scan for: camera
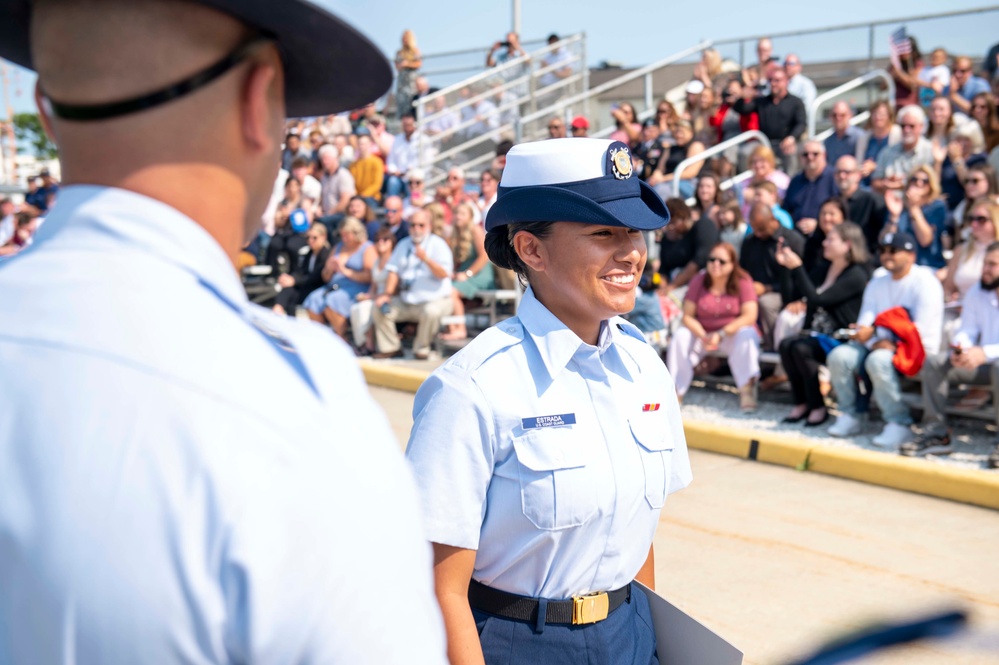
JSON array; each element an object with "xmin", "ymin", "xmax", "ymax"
[{"xmin": 833, "ymin": 328, "xmax": 857, "ymax": 340}]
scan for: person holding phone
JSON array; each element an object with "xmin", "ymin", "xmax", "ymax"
[{"xmin": 407, "ymin": 139, "xmax": 691, "ymax": 664}]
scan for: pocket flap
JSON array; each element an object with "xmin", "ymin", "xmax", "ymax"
[
  {"xmin": 628, "ymin": 413, "xmax": 674, "ymax": 452},
  {"xmin": 512, "ymin": 428, "xmax": 588, "ymax": 471}
]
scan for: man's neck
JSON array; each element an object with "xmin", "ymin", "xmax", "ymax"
[
  {"xmin": 891, "ymin": 263, "xmax": 913, "ymax": 280},
  {"xmin": 772, "ymin": 91, "xmax": 786, "ymax": 103}
]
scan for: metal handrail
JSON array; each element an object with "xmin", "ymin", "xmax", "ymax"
[
  {"xmin": 671, "ymin": 130, "xmax": 771, "ymax": 198},
  {"xmin": 516, "ymin": 40, "xmax": 711, "ymax": 135},
  {"xmin": 419, "ymin": 37, "xmax": 551, "ymax": 81},
  {"xmin": 807, "ymin": 69, "xmax": 894, "ymax": 138},
  {"xmin": 416, "ymin": 34, "xmax": 583, "ymax": 116}
]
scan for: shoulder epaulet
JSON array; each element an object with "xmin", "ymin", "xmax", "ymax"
[{"xmin": 445, "ymin": 319, "xmax": 525, "ymax": 372}]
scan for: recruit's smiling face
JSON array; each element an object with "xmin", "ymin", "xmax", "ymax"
[{"xmin": 530, "ymin": 222, "xmax": 647, "ymax": 340}]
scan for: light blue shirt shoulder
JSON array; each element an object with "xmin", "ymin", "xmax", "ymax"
[
  {"xmin": 407, "ymin": 287, "xmax": 691, "ymax": 599},
  {"xmin": 0, "ymin": 186, "xmax": 446, "ymax": 664}
]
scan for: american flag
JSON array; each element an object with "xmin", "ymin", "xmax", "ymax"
[{"xmin": 889, "ymin": 27, "xmax": 912, "ymax": 57}]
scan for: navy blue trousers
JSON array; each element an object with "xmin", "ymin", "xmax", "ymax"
[{"xmin": 473, "ymin": 583, "xmax": 659, "ymax": 665}]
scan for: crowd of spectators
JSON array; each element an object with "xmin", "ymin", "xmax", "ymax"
[{"xmin": 5, "ymin": 27, "xmax": 999, "ymax": 469}]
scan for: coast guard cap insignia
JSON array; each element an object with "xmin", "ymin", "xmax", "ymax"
[{"xmin": 610, "ymin": 147, "xmax": 633, "ymax": 180}]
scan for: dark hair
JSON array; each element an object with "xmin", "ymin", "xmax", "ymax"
[
  {"xmin": 665, "ymin": 197, "xmax": 691, "ymax": 223},
  {"xmin": 819, "ymin": 196, "xmax": 849, "ymax": 222},
  {"xmin": 285, "ymin": 132, "xmax": 300, "ymax": 142},
  {"xmin": 703, "ymin": 242, "xmax": 749, "ymax": 296},
  {"xmin": 290, "ymin": 156, "xmax": 310, "ymax": 170},
  {"xmin": 496, "ymin": 140, "xmax": 514, "ymax": 156},
  {"xmin": 347, "ymin": 195, "xmax": 375, "ymax": 222},
  {"xmin": 694, "ymin": 173, "xmax": 723, "ymax": 211},
  {"xmin": 966, "ymin": 162, "xmax": 999, "ymax": 198},
  {"xmin": 400, "ymin": 112, "xmax": 416, "ymax": 122},
  {"xmin": 374, "ymin": 227, "xmax": 398, "ymax": 249},
  {"xmin": 484, "ymin": 222, "xmax": 556, "ymax": 282}
]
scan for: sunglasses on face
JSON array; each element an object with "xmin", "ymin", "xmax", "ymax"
[
  {"xmin": 900, "ymin": 123, "xmax": 919, "ymax": 129},
  {"xmin": 968, "ymin": 215, "xmax": 992, "ymax": 225},
  {"xmin": 410, "ymin": 222, "xmax": 428, "ymax": 229},
  {"xmin": 386, "ymin": 208, "xmax": 402, "ymax": 213},
  {"xmin": 571, "ymin": 127, "xmax": 586, "ymax": 132},
  {"xmin": 803, "ymin": 152, "xmax": 821, "ymax": 158},
  {"xmin": 965, "ymin": 177, "xmax": 985, "ymax": 185},
  {"xmin": 408, "ymin": 180, "xmax": 423, "ymax": 185},
  {"xmin": 706, "ymin": 256, "xmax": 730, "ymax": 265},
  {"xmin": 972, "ymin": 104, "xmax": 988, "ymax": 111},
  {"xmin": 910, "ymin": 177, "xmax": 930, "ymax": 186},
  {"xmin": 835, "ymin": 169, "xmax": 857, "ymax": 176}
]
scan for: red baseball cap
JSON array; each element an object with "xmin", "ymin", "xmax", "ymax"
[{"xmin": 570, "ymin": 116, "xmax": 590, "ymax": 130}]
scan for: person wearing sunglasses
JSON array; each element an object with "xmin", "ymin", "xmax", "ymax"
[
  {"xmin": 547, "ymin": 116, "xmax": 567, "ymax": 139},
  {"xmin": 968, "ymin": 93, "xmax": 999, "ymax": 153},
  {"xmin": 885, "ymin": 165, "xmax": 949, "ymax": 270},
  {"xmin": 407, "ymin": 138, "xmax": 690, "ymax": 663},
  {"xmin": 668, "ymin": 240, "xmax": 762, "ymax": 411},
  {"xmin": 871, "ymin": 105, "xmax": 935, "ymax": 195},
  {"xmin": 784, "ymin": 140, "xmax": 836, "ymax": 238},
  {"xmin": 826, "ymin": 232, "xmax": 944, "ymax": 446},
  {"xmin": 944, "ymin": 55, "xmax": 990, "ymax": 115},
  {"xmin": 949, "ymin": 162, "xmax": 999, "ymax": 236}
]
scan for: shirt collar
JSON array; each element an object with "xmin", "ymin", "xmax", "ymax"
[
  {"xmin": 34, "ymin": 185, "xmax": 247, "ymax": 310},
  {"xmin": 518, "ymin": 286, "xmax": 621, "ymax": 386}
]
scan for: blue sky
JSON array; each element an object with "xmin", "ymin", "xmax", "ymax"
[{"xmin": 3, "ymin": 1, "xmax": 998, "ymax": 114}]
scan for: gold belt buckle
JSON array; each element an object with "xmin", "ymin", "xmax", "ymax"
[{"xmin": 571, "ymin": 591, "xmax": 609, "ymax": 625}]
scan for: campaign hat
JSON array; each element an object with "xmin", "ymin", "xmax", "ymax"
[{"xmin": 0, "ymin": 0, "xmax": 390, "ymax": 117}]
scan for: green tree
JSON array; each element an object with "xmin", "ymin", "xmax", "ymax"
[{"xmin": 13, "ymin": 112, "xmax": 58, "ymax": 160}]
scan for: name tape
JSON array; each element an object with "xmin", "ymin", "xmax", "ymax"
[{"xmin": 522, "ymin": 413, "xmax": 577, "ymax": 430}]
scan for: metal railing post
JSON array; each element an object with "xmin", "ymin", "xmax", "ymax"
[
  {"xmin": 807, "ymin": 69, "xmax": 894, "ymax": 138},
  {"xmin": 671, "ymin": 130, "xmax": 771, "ymax": 198},
  {"xmin": 644, "ymin": 72, "xmax": 653, "ymax": 114}
]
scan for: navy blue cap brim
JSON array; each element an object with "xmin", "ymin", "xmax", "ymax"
[
  {"xmin": 0, "ymin": 0, "xmax": 390, "ymax": 118},
  {"xmin": 485, "ymin": 179, "xmax": 670, "ymax": 232}
]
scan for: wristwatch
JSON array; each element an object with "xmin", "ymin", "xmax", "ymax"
[{"xmin": 464, "ymin": 269, "xmax": 474, "ymax": 278}]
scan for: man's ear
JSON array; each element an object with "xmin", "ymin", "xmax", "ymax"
[
  {"xmin": 34, "ymin": 82, "xmax": 58, "ymax": 146},
  {"xmin": 240, "ymin": 60, "xmax": 280, "ymax": 153},
  {"xmin": 512, "ymin": 231, "xmax": 547, "ymax": 274}
]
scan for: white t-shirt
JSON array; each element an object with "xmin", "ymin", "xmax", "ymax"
[{"xmin": 857, "ymin": 264, "xmax": 944, "ymax": 353}]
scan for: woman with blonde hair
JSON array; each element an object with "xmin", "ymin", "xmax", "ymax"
[
  {"xmin": 424, "ymin": 201, "xmax": 450, "ymax": 239},
  {"xmin": 302, "ymin": 216, "xmax": 376, "ymax": 340},
  {"xmin": 886, "ymin": 164, "xmax": 949, "ymax": 270},
  {"xmin": 395, "ymin": 29, "xmax": 422, "ymax": 119},
  {"xmin": 942, "ymin": 198, "xmax": 999, "ymax": 302},
  {"xmin": 737, "ymin": 144, "xmax": 789, "ymax": 216},
  {"xmin": 441, "ymin": 201, "xmax": 495, "ymax": 340}
]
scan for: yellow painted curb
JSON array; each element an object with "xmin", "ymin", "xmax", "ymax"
[
  {"xmin": 361, "ymin": 362, "xmax": 999, "ymax": 511},
  {"xmin": 808, "ymin": 447, "xmax": 999, "ymax": 511}
]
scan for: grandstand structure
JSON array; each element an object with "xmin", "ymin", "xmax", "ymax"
[{"xmin": 413, "ymin": 5, "xmax": 999, "ymax": 189}]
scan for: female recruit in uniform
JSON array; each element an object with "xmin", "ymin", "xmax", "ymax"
[{"xmin": 406, "ymin": 138, "xmax": 692, "ymax": 664}]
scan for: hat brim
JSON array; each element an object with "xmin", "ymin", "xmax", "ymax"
[
  {"xmin": 0, "ymin": 0, "xmax": 390, "ymax": 117},
  {"xmin": 485, "ymin": 180, "xmax": 670, "ymax": 232}
]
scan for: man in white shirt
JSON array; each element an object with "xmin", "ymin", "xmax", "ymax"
[
  {"xmin": 372, "ymin": 208, "xmax": 453, "ymax": 360},
  {"xmin": 0, "ymin": 1, "xmax": 446, "ymax": 662},
  {"xmin": 871, "ymin": 105, "xmax": 935, "ymax": 194},
  {"xmin": 386, "ymin": 112, "xmax": 427, "ymax": 198},
  {"xmin": 903, "ymin": 242, "xmax": 999, "ymax": 465},
  {"xmin": 827, "ymin": 232, "xmax": 944, "ymax": 446},
  {"xmin": 318, "ymin": 143, "xmax": 356, "ymax": 220},
  {"xmin": 784, "ymin": 54, "xmax": 816, "ymax": 112}
]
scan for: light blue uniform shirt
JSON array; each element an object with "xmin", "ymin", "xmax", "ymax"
[
  {"xmin": 406, "ymin": 287, "xmax": 692, "ymax": 600},
  {"xmin": 0, "ymin": 186, "xmax": 446, "ymax": 664},
  {"xmin": 386, "ymin": 233, "xmax": 453, "ymax": 304}
]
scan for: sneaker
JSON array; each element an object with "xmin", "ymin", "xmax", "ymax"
[
  {"xmin": 986, "ymin": 443, "xmax": 999, "ymax": 469},
  {"xmin": 872, "ymin": 422, "xmax": 915, "ymax": 448},
  {"xmin": 899, "ymin": 431, "xmax": 953, "ymax": 457},
  {"xmin": 828, "ymin": 412, "xmax": 863, "ymax": 437}
]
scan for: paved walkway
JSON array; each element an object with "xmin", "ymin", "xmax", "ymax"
[{"xmin": 371, "ymin": 385, "xmax": 999, "ymax": 665}]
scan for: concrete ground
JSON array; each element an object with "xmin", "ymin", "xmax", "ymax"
[{"xmin": 371, "ymin": 385, "xmax": 999, "ymax": 665}]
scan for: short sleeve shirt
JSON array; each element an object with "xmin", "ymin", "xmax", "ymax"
[
  {"xmin": 684, "ymin": 271, "xmax": 758, "ymax": 332},
  {"xmin": 406, "ymin": 287, "xmax": 692, "ymax": 599}
]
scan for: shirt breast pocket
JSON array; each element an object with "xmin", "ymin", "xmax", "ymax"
[
  {"xmin": 628, "ymin": 414, "xmax": 674, "ymax": 509},
  {"xmin": 512, "ymin": 428, "xmax": 598, "ymax": 531}
]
